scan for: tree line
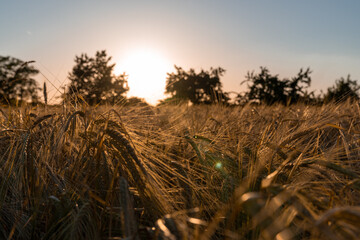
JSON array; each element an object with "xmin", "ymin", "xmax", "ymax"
[{"xmin": 1, "ymin": 50, "xmax": 359, "ymax": 106}]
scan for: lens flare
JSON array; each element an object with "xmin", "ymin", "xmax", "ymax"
[{"xmin": 215, "ymin": 162, "xmax": 223, "ymax": 169}]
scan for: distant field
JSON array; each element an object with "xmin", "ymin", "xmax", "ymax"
[{"xmin": 1, "ymin": 102, "xmax": 360, "ymax": 239}]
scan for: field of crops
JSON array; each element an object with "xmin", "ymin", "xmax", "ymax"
[{"xmin": 1, "ymin": 102, "xmax": 360, "ymax": 239}]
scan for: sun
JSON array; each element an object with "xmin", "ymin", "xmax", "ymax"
[{"xmin": 114, "ymin": 49, "xmax": 172, "ymax": 105}]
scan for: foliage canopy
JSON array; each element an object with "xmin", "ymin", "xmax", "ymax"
[
  {"xmin": 65, "ymin": 50, "xmax": 129, "ymax": 105},
  {"xmin": 0, "ymin": 56, "xmax": 39, "ymax": 105},
  {"xmin": 324, "ymin": 75, "xmax": 359, "ymax": 103},
  {"xmin": 165, "ymin": 65, "xmax": 229, "ymax": 104},
  {"xmin": 240, "ymin": 67, "xmax": 312, "ymax": 105}
]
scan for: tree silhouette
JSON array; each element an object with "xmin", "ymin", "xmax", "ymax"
[
  {"xmin": 241, "ymin": 67, "xmax": 287, "ymax": 105},
  {"xmin": 0, "ymin": 56, "xmax": 39, "ymax": 105},
  {"xmin": 165, "ymin": 65, "xmax": 229, "ymax": 104},
  {"xmin": 240, "ymin": 67, "xmax": 312, "ymax": 105},
  {"xmin": 65, "ymin": 50, "xmax": 128, "ymax": 105},
  {"xmin": 287, "ymin": 68, "xmax": 312, "ymax": 104},
  {"xmin": 324, "ymin": 75, "xmax": 359, "ymax": 103}
]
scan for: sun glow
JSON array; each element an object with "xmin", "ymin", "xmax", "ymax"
[{"xmin": 115, "ymin": 49, "xmax": 172, "ymax": 105}]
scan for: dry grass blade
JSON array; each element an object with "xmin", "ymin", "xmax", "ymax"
[
  {"xmin": 0, "ymin": 102, "xmax": 360, "ymax": 239},
  {"xmin": 30, "ymin": 114, "xmax": 55, "ymax": 129},
  {"xmin": 119, "ymin": 177, "xmax": 139, "ymax": 240}
]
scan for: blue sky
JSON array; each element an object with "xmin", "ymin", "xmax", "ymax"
[{"xmin": 1, "ymin": 1, "xmax": 360, "ymax": 104}]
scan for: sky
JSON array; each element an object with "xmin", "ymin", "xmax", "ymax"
[{"xmin": 1, "ymin": 0, "xmax": 360, "ymax": 104}]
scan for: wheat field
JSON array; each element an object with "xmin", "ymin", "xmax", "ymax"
[{"xmin": 1, "ymin": 102, "xmax": 360, "ymax": 239}]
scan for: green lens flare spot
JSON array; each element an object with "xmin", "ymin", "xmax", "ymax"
[{"xmin": 215, "ymin": 162, "xmax": 222, "ymax": 169}]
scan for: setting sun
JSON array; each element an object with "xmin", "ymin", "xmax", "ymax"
[{"xmin": 115, "ymin": 49, "xmax": 172, "ymax": 105}]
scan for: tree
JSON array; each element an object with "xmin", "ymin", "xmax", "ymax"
[
  {"xmin": 241, "ymin": 67, "xmax": 287, "ymax": 105},
  {"xmin": 65, "ymin": 50, "xmax": 128, "ymax": 105},
  {"xmin": 287, "ymin": 68, "xmax": 312, "ymax": 104},
  {"xmin": 165, "ymin": 65, "xmax": 229, "ymax": 104},
  {"xmin": 0, "ymin": 56, "xmax": 39, "ymax": 105},
  {"xmin": 240, "ymin": 67, "xmax": 312, "ymax": 105},
  {"xmin": 323, "ymin": 75, "xmax": 359, "ymax": 103}
]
